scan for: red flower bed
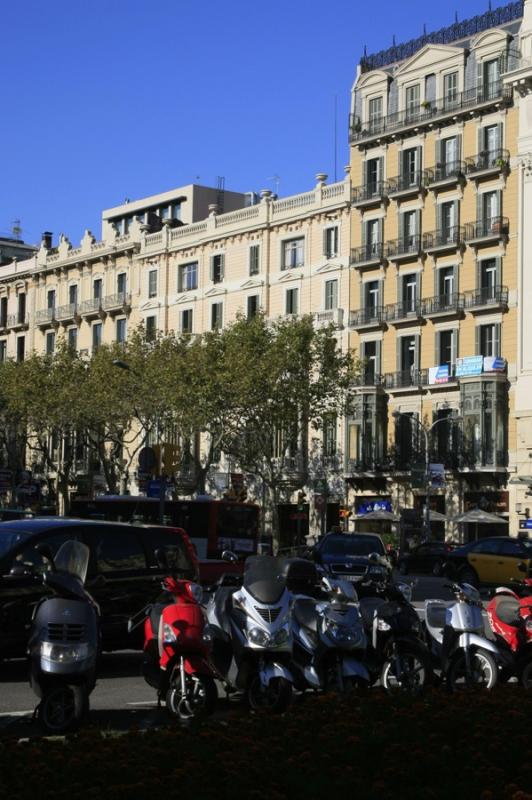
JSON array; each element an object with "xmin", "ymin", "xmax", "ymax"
[{"xmin": 0, "ymin": 689, "xmax": 531, "ymax": 799}]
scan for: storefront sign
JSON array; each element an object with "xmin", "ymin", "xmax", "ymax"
[
  {"xmin": 429, "ymin": 463, "xmax": 445, "ymax": 487},
  {"xmin": 464, "ymin": 491, "xmax": 509, "ymax": 514},
  {"xmin": 483, "ymin": 356, "xmax": 506, "ymax": 373},
  {"xmin": 356, "ymin": 498, "xmax": 392, "ymax": 514},
  {"xmin": 519, "ymin": 519, "xmax": 532, "ymax": 530},
  {"xmin": 428, "ymin": 365, "xmax": 450, "ymax": 385},
  {"xmin": 455, "ymin": 356, "xmax": 483, "ymax": 377}
]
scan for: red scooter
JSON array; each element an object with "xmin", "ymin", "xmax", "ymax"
[
  {"xmin": 130, "ymin": 552, "xmax": 217, "ymax": 720},
  {"xmin": 486, "ymin": 579, "xmax": 532, "ymax": 688}
]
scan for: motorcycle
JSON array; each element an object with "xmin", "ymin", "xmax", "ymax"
[
  {"xmin": 205, "ymin": 554, "xmax": 294, "ymax": 713},
  {"xmin": 486, "ymin": 579, "xmax": 532, "ymax": 688},
  {"xmin": 357, "ymin": 556, "xmax": 432, "ymax": 693},
  {"xmin": 424, "ymin": 582, "xmax": 500, "ymax": 690},
  {"xmin": 28, "ymin": 540, "xmax": 99, "ymax": 734},
  {"xmin": 287, "ymin": 556, "xmax": 369, "ymax": 692},
  {"xmin": 129, "ymin": 548, "xmax": 217, "ymax": 721}
]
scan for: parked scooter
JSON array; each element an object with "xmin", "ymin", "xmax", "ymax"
[
  {"xmin": 486, "ymin": 579, "xmax": 532, "ymax": 688},
  {"xmin": 357, "ymin": 556, "xmax": 432, "ymax": 693},
  {"xmin": 129, "ymin": 548, "xmax": 217, "ymax": 720},
  {"xmin": 27, "ymin": 540, "xmax": 99, "ymax": 733},
  {"xmin": 205, "ymin": 554, "xmax": 294, "ymax": 712},
  {"xmin": 288, "ymin": 557, "xmax": 369, "ymax": 692},
  {"xmin": 424, "ymin": 582, "xmax": 500, "ymax": 690}
]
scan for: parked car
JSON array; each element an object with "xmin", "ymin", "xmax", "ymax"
[
  {"xmin": 397, "ymin": 541, "xmax": 454, "ymax": 577},
  {"xmin": 443, "ymin": 536, "xmax": 532, "ymax": 587},
  {"xmin": 0, "ymin": 517, "xmax": 198, "ymax": 659},
  {"xmin": 309, "ymin": 533, "xmax": 389, "ymax": 582}
]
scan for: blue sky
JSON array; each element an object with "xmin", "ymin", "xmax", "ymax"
[{"xmin": 1, "ymin": 0, "xmax": 500, "ymax": 245}]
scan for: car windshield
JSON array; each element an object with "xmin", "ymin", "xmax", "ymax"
[
  {"xmin": 321, "ymin": 535, "xmax": 385, "ymax": 557},
  {"xmin": 244, "ymin": 555, "xmax": 286, "ymax": 604},
  {"xmin": 0, "ymin": 528, "xmax": 33, "ymax": 560}
]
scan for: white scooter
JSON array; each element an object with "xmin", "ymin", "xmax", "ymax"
[{"xmin": 424, "ymin": 582, "xmax": 500, "ymax": 690}]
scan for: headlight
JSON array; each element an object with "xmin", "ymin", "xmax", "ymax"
[
  {"xmin": 163, "ymin": 623, "xmax": 178, "ymax": 643},
  {"xmin": 40, "ymin": 642, "xmax": 90, "ymax": 663},
  {"xmin": 376, "ymin": 619, "xmax": 391, "ymax": 632},
  {"xmin": 248, "ymin": 627, "xmax": 270, "ymax": 647},
  {"xmin": 325, "ymin": 620, "xmax": 363, "ymax": 645},
  {"xmin": 272, "ymin": 626, "xmax": 290, "ymax": 646}
]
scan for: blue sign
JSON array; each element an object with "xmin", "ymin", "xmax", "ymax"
[
  {"xmin": 519, "ymin": 519, "xmax": 532, "ymax": 530},
  {"xmin": 147, "ymin": 480, "xmax": 162, "ymax": 498},
  {"xmin": 428, "ymin": 365, "xmax": 449, "ymax": 385},
  {"xmin": 455, "ymin": 356, "xmax": 483, "ymax": 378},
  {"xmin": 357, "ymin": 499, "xmax": 392, "ymax": 514},
  {"xmin": 483, "ymin": 356, "xmax": 506, "ymax": 373}
]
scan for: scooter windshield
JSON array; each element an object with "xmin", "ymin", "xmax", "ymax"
[
  {"xmin": 54, "ymin": 540, "xmax": 90, "ymax": 584},
  {"xmin": 243, "ymin": 556, "xmax": 287, "ymax": 604}
]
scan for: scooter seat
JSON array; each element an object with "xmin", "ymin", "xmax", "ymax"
[
  {"xmin": 359, "ymin": 597, "xmax": 387, "ymax": 630},
  {"xmin": 493, "ymin": 596, "xmax": 521, "ymax": 627},
  {"xmin": 293, "ymin": 599, "xmax": 319, "ymax": 632}
]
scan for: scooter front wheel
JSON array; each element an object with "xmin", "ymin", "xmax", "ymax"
[
  {"xmin": 519, "ymin": 658, "xmax": 532, "ymax": 689},
  {"xmin": 381, "ymin": 645, "xmax": 431, "ymax": 694},
  {"xmin": 166, "ymin": 674, "xmax": 217, "ymax": 720},
  {"xmin": 38, "ymin": 685, "xmax": 88, "ymax": 734},
  {"xmin": 447, "ymin": 648, "xmax": 498, "ymax": 691},
  {"xmin": 247, "ymin": 676, "xmax": 292, "ymax": 713}
]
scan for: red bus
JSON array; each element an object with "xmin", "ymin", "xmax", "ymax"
[{"xmin": 69, "ymin": 496, "xmax": 263, "ymax": 584}]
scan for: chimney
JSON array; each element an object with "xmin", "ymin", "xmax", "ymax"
[{"xmin": 42, "ymin": 231, "xmax": 53, "ymax": 249}]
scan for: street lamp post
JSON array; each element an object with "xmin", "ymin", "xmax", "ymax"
[{"xmin": 392, "ymin": 411, "xmax": 461, "ymax": 541}]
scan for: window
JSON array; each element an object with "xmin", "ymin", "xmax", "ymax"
[
  {"xmin": 401, "ymin": 274, "xmax": 418, "ymax": 313},
  {"xmin": 462, "ymin": 380, "xmax": 507, "ymax": 468},
  {"xmin": 368, "ymin": 96, "xmax": 383, "ymax": 131},
  {"xmin": 402, "ymin": 209, "xmax": 418, "ymax": 244},
  {"xmin": 17, "ymin": 293, "xmax": 26, "ymax": 324},
  {"xmin": 395, "ymin": 412, "xmax": 416, "ymax": 467},
  {"xmin": 405, "ymin": 84, "xmax": 420, "ymax": 120},
  {"xmin": 483, "ymin": 124, "xmax": 501, "ymax": 155},
  {"xmin": 361, "ymin": 340, "xmax": 380, "ymax": 381},
  {"xmin": 117, "ymin": 273, "xmax": 127, "ymax": 297},
  {"xmin": 364, "ymin": 280, "xmax": 380, "ymax": 312},
  {"xmin": 93, "ymin": 279, "xmax": 102, "ymax": 300},
  {"xmin": 68, "ymin": 285, "xmax": 78, "ymax": 306},
  {"xmin": 92, "ymin": 323, "xmax": 102, "ymax": 351},
  {"xmin": 211, "ymin": 303, "xmax": 223, "ymax": 330},
  {"xmin": 286, "ymin": 288, "xmax": 299, "ymax": 315},
  {"xmin": 181, "ymin": 309, "xmax": 193, "ymax": 334},
  {"xmin": 67, "ymin": 328, "xmax": 77, "ymax": 350},
  {"xmin": 116, "ymin": 318, "xmax": 127, "ymax": 344},
  {"xmin": 324, "ymin": 279, "xmax": 338, "ymax": 311},
  {"xmin": 0, "ymin": 297, "xmax": 6, "ymax": 327},
  {"xmin": 400, "ymin": 335, "xmax": 417, "ymax": 372},
  {"xmin": 146, "ymin": 316, "xmax": 157, "ymax": 342},
  {"xmin": 365, "ymin": 157, "xmax": 383, "ymax": 194},
  {"xmin": 247, "ymin": 295, "xmax": 259, "ymax": 319},
  {"xmin": 443, "ymin": 72, "xmax": 459, "ymax": 107},
  {"xmin": 0, "ymin": 340, "xmax": 6, "ymax": 362},
  {"xmin": 471, "ymin": 539, "xmax": 500, "ymax": 555},
  {"xmin": 47, "ymin": 289, "xmax": 56, "ymax": 310},
  {"xmin": 323, "ymin": 416, "xmax": 337, "ymax": 457},
  {"xmin": 483, "ymin": 58, "xmax": 500, "ymax": 92},
  {"xmin": 402, "ymin": 148, "xmax": 420, "ymax": 184},
  {"xmin": 324, "ymin": 226, "xmax": 339, "ymax": 259},
  {"xmin": 282, "ymin": 238, "xmax": 304, "ymax": 270},
  {"xmin": 90, "ymin": 529, "xmax": 146, "ymax": 573},
  {"xmin": 436, "ymin": 329, "xmax": 457, "ymax": 369},
  {"xmin": 148, "ymin": 269, "xmax": 157, "ymax": 298},
  {"xmin": 45, "ymin": 331, "xmax": 55, "ymax": 355},
  {"xmin": 439, "ymin": 266, "xmax": 455, "ymax": 300},
  {"xmin": 442, "ymin": 136, "xmax": 458, "ymax": 166},
  {"xmin": 479, "ymin": 258, "xmax": 499, "ymax": 301},
  {"xmin": 478, "ymin": 323, "xmax": 501, "ymax": 358},
  {"xmin": 440, "ymin": 200, "xmax": 457, "ymax": 242},
  {"xmin": 482, "ymin": 190, "xmax": 500, "ymax": 222},
  {"xmin": 16, "ymin": 336, "xmax": 24, "ymax": 362},
  {"xmin": 365, "ymin": 218, "xmax": 381, "ymax": 258},
  {"xmin": 211, "ymin": 254, "xmax": 224, "ymax": 284},
  {"xmin": 179, "ymin": 262, "xmax": 198, "ymax": 292},
  {"xmin": 498, "ymin": 539, "xmax": 527, "ymax": 557},
  {"xmin": 249, "ymin": 244, "xmax": 260, "ymax": 276}
]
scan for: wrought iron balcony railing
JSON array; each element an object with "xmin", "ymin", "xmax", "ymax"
[
  {"xmin": 385, "ymin": 301, "xmax": 423, "ymax": 323},
  {"xmin": 349, "ymin": 80, "xmax": 512, "ymax": 143},
  {"xmin": 423, "ymin": 292, "xmax": 464, "ymax": 316},
  {"xmin": 386, "ymin": 234, "xmax": 422, "ymax": 260},
  {"xmin": 351, "ymin": 181, "xmax": 389, "ymax": 206},
  {"xmin": 80, "ymin": 298, "xmax": 104, "ymax": 316},
  {"xmin": 349, "ymin": 306, "xmax": 386, "ymax": 328},
  {"xmin": 425, "ymin": 160, "xmax": 466, "ymax": 186},
  {"xmin": 463, "ymin": 285, "xmax": 509, "ymax": 310},
  {"xmin": 103, "ymin": 292, "xmax": 132, "ymax": 312},
  {"xmin": 464, "ymin": 216, "xmax": 509, "ymax": 242},
  {"xmin": 387, "ymin": 172, "xmax": 427, "ymax": 196},
  {"xmin": 383, "ymin": 369, "xmax": 423, "ymax": 389},
  {"xmin": 422, "ymin": 226, "xmax": 464, "ymax": 252},
  {"xmin": 6, "ymin": 312, "xmax": 29, "ymax": 328},
  {"xmin": 352, "ymin": 371, "xmax": 384, "ymax": 387},
  {"xmin": 350, "ymin": 242, "xmax": 385, "ymax": 267},
  {"xmin": 35, "ymin": 307, "xmax": 57, "ymax": 326},
  {"xmin": 56, "ymin": 303, "xmax": 79, "ymax": 321},
  {"xmin": 465, "ymin": 148, "xmax": 510, "ymax": 175}
]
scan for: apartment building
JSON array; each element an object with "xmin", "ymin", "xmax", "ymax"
[{"xmin": 347, "ymin": 1, "xmax": 525, "ymax": 536}]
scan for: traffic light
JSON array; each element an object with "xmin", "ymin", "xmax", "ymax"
[
  {"xmin": 297, "ymin": 490, "xmax": 307, "ymax": 511},
  {"xmin": 339, "ymin": 506, "xmax": 352, "ymax": 520}
]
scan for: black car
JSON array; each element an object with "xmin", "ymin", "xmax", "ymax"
[
  {"xmin": 310, "ymin": 533, "xmax": 389, "ymax": 582},
  {"xmin": 397, "ymin": 541, "xmax": 454, "ymax": 577},
  {"xmin": 0, "ymin": 517, "xmax": 197, "ymax": 659}
]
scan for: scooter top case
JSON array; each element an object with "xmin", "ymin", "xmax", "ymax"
[{"xmin": 29, "ymin": 596, "xmax": 99, "ymax": 680}]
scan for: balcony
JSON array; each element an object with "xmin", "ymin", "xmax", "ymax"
[
  {"xmin": 464, "ymin": 216, "xmax": 509, "ymax": 246},
  {"xmin": 273, "ymin": 455, "xmax": 307, "ymax": 488},
  {"xmin": 349, "ymin": 306, "xmax": 386, "ymax": 331},
  {"xmin": 387, "ymin": 172, "xmax": 427, "ymax": 200},
  {"xmin": 344, "ymin": 457, "xmax": 388, "ymax": 476},
  {"xmin": 80, "ymin": 297, "xmax": 105, "ymax": 320},
  {"xmin": 35, "ymin": 307, "xmax": 58, "ymax": 328},
  {"xmin": 313, "ymin": 308, "xmax": 344, "ymax": 329},
  {"xmin": 423, "ymin": 293, "xmax": 464, "ymax": 319},
  {"xmin": 103, "ymin": 292, "xmax": 132, "ymax": 315},
  {"xmin": 352, "ymin": 371, "xmax": 385, "ymax": 388},
  {"xmin": 463, "ymin": 285, "xmax": 509, "ymax": 312},
  {"xmin": 56, "ymin": 303, "xmax": 80, "ymax": 324},
  {"xmin": 349, "ymin": 80, "xmax": 512, "ymax": 145},
  {"xmin": 385, "ymin": 300, "xmax": 423, "ymax": 325},
  {"xmin": 386, "ymin": 234, "xmax": 422, "ymax": 263},
  {"xmin": 423, "ymin": 226, "xmax": 465, "ymax": 255},
  {"xmin": 425, "ymin": 160, "xmax": 466, "ymax": 190},
  {"xmin": 383, "ymin": 369, "xmax": 423, "ymax": 391},
  {"xmin": 420, "ymin": 365, "xmax": 459, "ymax": 388},
  {"xmin": 350, "ymin": 242, "xmax": 386, "ymax": 269},
  {"xmin": 6, "ymin": 312, "xmax": 29, "ymax": 331},
  {"xmin": 351, "ymin": 181, "xmax": 389, "ymax": 209},
  {"xmin": 465, "ymin": 148, "xmax": 510, "ymax": 179}
]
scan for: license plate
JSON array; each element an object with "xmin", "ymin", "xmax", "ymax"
[{"xmin": 343, "ymin": 575, "xmax": 359, "ymax": 582}]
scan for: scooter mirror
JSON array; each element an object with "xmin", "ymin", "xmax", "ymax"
[{"xmin": 221, "ymin": 550, "xmax": 238, "ymax": 563}]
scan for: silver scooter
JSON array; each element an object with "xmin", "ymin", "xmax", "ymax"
[{"xmin": 424, "ymin": 582, "xmax": 500, "ymax": 690}]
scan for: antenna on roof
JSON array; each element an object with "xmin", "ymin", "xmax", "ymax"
[
  {"xmin": 392, "ymin": 34, "xmax": 396, "ymax": 46},
  {"xmin": 423, "ymin": 23, "xmax": 427, "ymax": 35},
  {"xmin": 267, "ymin": 175, "xmax": 281, "ymax": 195},
  {"xmin": 363, "ymin": 44, "xmax": 367, "ymax": 57},
  {"xmin": 455, "ymin": 11, "xmax": 459, "ymax": 23},
  {"xmin": 488, "ymin": 0, "xmax": 492, "ymax": 9},
  {"xmin": 11, "ymin": 219, "xmax": 22, "ymax": 240}
]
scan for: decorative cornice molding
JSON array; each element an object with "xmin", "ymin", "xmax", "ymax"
[{"xmin": 519, "ymin": 153, "xmax": 532, "ymax": 176}]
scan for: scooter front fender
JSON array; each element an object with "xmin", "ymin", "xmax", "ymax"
[
  {"xmin": 259, "ymin": 662, "xmax": 294, "ymax": 687},
  {"xmin": 183, "ymin": 655, "xmax": 214, "ymax": 677},
  {"xmin": 457, "ymin": 632, "xmax": 501, "ymax": 658},
  {"xmin": 341, "ymin": 656, "xmax": 369, "ymax": 682}
]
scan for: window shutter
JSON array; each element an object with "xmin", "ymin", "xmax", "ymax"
[
  {"xmin": 454, "ymin": 199, "xmax": 460, "ymax": 228},
  {"xmin": 477, "ymin": 61, "xmax": 484, "ymax": 101},
  {"xmin": 416, "ymin": 273, "xmax": 421, "ymax": 309},
  {"xmin": 452, "ymin": 328, "xmax": 459, "ymax": 366},
  {"xmin": 220, "ymin": 254, "xmax": 225, "ymax": 280},
  {"xmin": 456, "ymin": 134, "xmax": 462, "ymax": 160},
  {"xmin": 477, "ymin": 124, "xmax": 484, "ymax": 155},
  {"xmin": 494, "ymin": 323, "xmax": 501, "ymax": 357},
  {"xmin": 323, "ymin": 228, "xmax": 328, "ymax": 256},
  {"xmin": 378, "ymin": 278, "xmax": 384, "ymax": 309},
  {"xmin": 415, "ymin": 334, "xmax": 421, "ymax": 370},
  {"xmin": 476, "ymin": 191, "xmax": 483, "ymax": 223},
  {"xmin": 378, "ymin": 156, "xmax": 384, "ymax": 184},
  {"xmin": 398, "ymin": 149, "xmax": 403, "ymax": 177},
  {"xmin": 496, "ymin": 122, "xmax": 503, "ymax": 150},
  {"xmin": 417, "ymin": 145, "xmax": 423, "ymax": 171},
  {"xmin": 361, "ymin": 220, "xmax": 366, "ymax": 247},
  {"xmin": 435, "ymin": 138, "xmax": 442, "ymax": 166},
  {"xmin": 437, "ymin": 202, "xmax": 442, "ymax": 232},
  {"xmin": 376, "ymin": 340, "xmax": 382, "ymax": 375},
  {"xmin": 209, "ymin": 256, "xmax": 214, "ymax": 282},
  {"xmin": 379, "ymin": 218, "xmax": 384, "ymax": 246},
  {"xmin": 364, "ymin": 159, "xmax": 369, "ymax": 186},
  {"xmin": 496, "ymin": 189, "xmax": 502, "ymax": 217},
  {"xmin": 415, "ymin": 209, "xmax": 421, "ymax": 239},
  {"xmin": 435, "ymin": 332, "xmax": 440, "ymax": 367},
  {"xmin": 396, "ymin": 336, "xmax": 402, "ymax": 372},
  {"xmin": 475, "ymin": 325, "xmax": 481, "ymax": 355},
  {"xmin": 496, "ymin": 255, "xmax": 502, "ymax": 287}
]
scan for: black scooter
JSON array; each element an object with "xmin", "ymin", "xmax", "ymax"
[{"xmin": 27, "ymin": 540, "xmax": 99, "ymax": 733}]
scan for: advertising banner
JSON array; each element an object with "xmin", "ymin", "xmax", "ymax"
[
  {"xmin": 455, "ymin": 356, "xmax": 483, "ymax": 377},
  {"xmin": 483, "ymin": 356, "xmax": 506, "ymax": 372},
  {"xmin": 428, "ymin": 365, "xmax": 450, "ymax": 385}
]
